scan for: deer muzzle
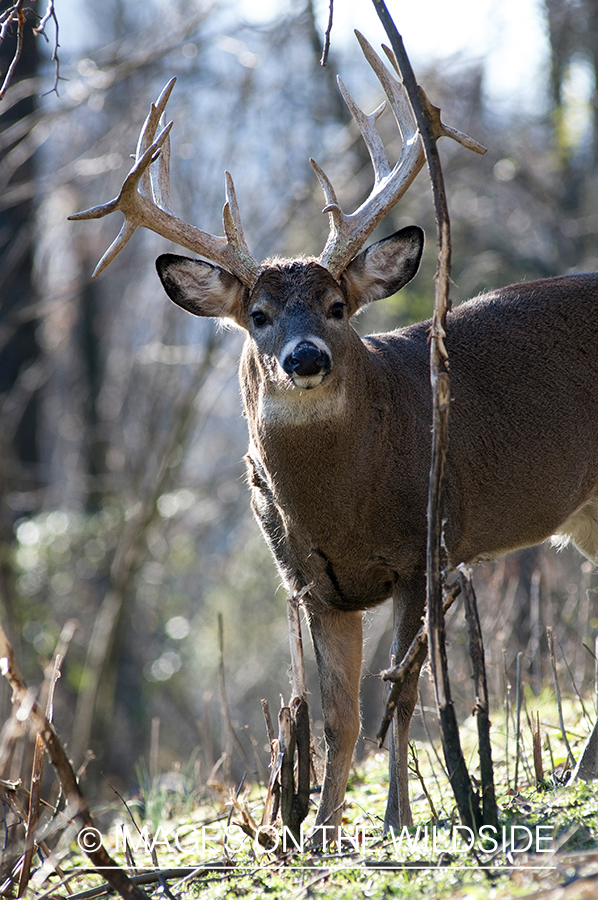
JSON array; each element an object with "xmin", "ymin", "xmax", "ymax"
[{"xmin": 282, "ymin": 340, "xmax": 332, "ymax": 386}]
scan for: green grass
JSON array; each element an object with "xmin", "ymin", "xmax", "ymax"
[{"xmin": 28, "ymin": 688, "xmax": 598, "ymax": 899}]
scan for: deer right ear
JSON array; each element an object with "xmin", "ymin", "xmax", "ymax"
[{"xmin": 156, "ymin": 254, "xmax": 248, "ymax": 328}]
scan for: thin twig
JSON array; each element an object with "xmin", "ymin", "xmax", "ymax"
[
  {"xmin": 381, "ymin": 581, "xmax": 461, "ymax": 683},
  {"xmin": 64, "ymin": 864, "xmax": 232, "ymax": 900},
  {"xmin": 0, "ymin": 1, "xmax": 25, "ymax": 101},
  {"xmin": 547, "ymin": 626, "xmax": 576, "ymax": 768},
  {"xmin": 460, "ymin": 568, "xmax": 498, "ymax": 828},
  {"xmin": 419, "ymin": 690, "xmax": 448, "ymax": 778},
  {"xmin": 319, "ymin": 0, "xmax": 333, "ymax": 66},
  {"xmin": 218, "ymin": 613, "xmax": 252, "ymax": 774},
  {"xmin": 558, "ymin": 637, "xmax": 591, "ymax": 725},
  {"xmin": 377, "ymin": 580, "xmax": 461, "ymax": 746},
  {"xmin": 34, "ymin": 0, "xmax": 62, "ymax": 96},
  {"xmin": 546, "ymin": 731, "xmax": 556, "ymax": 780},
  {"xmin": 502, "ymin": 649, "xmax": 510, "ymax": 789},
  {"xmin": 408, "ymin": 743, "xmax": 437, "ymax": 821},
  {"xmin": 514, "ymin": 651, "xmax": 523, "ymax": 791}
]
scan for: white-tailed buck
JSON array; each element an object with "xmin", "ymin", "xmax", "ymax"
[{"xmin": 71, "ymin": 33, "xmax": 598, "ymax": 833}]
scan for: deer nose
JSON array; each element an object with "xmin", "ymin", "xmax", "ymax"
[{"xmin": 283, "ymin": 341, "xmax": 331, "ymax": 378}]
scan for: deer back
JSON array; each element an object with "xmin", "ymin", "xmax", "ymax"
[{"xmin": 443, "ymin": 273, "xmax": 598, "ymax": 565}]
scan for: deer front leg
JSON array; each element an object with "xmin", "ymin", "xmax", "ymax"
[
  {"xmin": 305, "ymin": 605, "xmax": 363, "ymax": 839},
  {"xmin": 384, "ymin": 572, "xmax": 427, "ymax": 832}
]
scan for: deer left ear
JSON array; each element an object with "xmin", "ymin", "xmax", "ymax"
[{"xmin": 341, "ymin": 225, "xmax": 424, "ymax": 313}]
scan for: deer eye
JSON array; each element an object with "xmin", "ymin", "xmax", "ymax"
[
  {"xmin": 250, "ymin": 309, "xmax": 270, "ymax": 328},
  {"xmin": 330, "ymin": 302, "xmax": 345, "ymax": 320}
]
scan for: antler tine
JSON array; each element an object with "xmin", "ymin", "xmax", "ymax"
[
  {"xmin": 223, "ymin": 171, "xmax": 253, "ymax": 260},
  {"xmin": 337, "ymin": 79, "xmax": 390, "ymax": 184},
  {"xmin": 69, "ymin": 80, "xmax": 261, "ymax": 288},
  {"xmin": 151, "ymin": 117, "xmax": 173, "ymax": 214},
  {"xmin": 138, "ymin": 77, "xmax": 176, "ymax": 201},
  {"xmin": 354, "ymin": 31, "xmax": 416, "ymax": 149},
  {"xmin": 315, "ymin": 31, "xmax": 486, "ymax": 280},
  {"xmin": 69, "ymin": 121, "xmax": 175, "ymax": 277}
]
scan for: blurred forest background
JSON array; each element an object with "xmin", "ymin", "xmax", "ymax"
[{"xmin": 1, "ymin": 0, "xmax": 598, "ymax": 805}]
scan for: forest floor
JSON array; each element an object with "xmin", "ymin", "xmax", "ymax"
[{"xmin": 22, "ymin": 689, "xmax": 598, "ymax": 900}]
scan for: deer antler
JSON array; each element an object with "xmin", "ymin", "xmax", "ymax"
[
  {"xmin": 71, "ymin": 36, "xmax": 484, "ymax": 288},
  {"xmin": 313, "ymin": 31, "xmax": 486, "ymax": 280},
  {"xmin": 68, "ymin": 78, "xmax": 261, "ymax": 288}
]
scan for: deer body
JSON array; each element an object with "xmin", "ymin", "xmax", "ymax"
[
  {"xmin": 157, "ymin": 245, "xmax": 598, "ymax": 833},
  {"xmin": 71, "ymin": 32, "xmax": 598, "ymax": 836},
  {"xmin": 245, "ymin": 269, "xmax": 598, "ymax": 615}
]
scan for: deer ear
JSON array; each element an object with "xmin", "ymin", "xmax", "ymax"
[
  {"xmin": 341, "ymin": 226, "xmax": 424, "ymax": 313},
  {"xmin": 156, "ymin": 254, "xmax": 248, "ymax": 327}
]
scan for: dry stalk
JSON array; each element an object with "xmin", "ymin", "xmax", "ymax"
[
  {"xmin": 260, "ymin": 699, "xmax": 280, "ymax": 827},
  {"xmin": 514, "ymin": 650, "xmax": 523, "ymax": 791},
  {"xmin": 531, "ymin": 710, "xmax": 544, "ymax": 786},
  {"xmin": 273, "ymin": 585, "xmax": 312, "ymax": 842},
  {"xmin": 547, "ymin": 626, "xmax": 575, "ymax": 769},
  {"xmin": 460, "ymin": 567, "xmax": 498, "ymax": 828},
  {"xmin": 0, "ymin": 622, "xmax": 150, "ymax": 900},
  {"xmin": 408, "ymin": 743, "xmax": 437, "ymax": 822},
  {"xmin": 231, "ymin": 790, "xmax": 277, "ymax": 851},
  {"xmin": 18, "ymin": 620, "xmax": 76, "ymax": 897}
]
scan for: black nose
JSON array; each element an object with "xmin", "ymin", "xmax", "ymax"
[{"xmin": 283, "ymin": 342, "xmax": 331, "ymax": 378}]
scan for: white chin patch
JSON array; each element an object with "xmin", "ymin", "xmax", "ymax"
[{"xmin": 291, "ymin": 373, "xmax": 325, "ymax": 389}]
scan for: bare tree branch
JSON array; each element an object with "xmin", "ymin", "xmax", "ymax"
[
  {"xmin": 0, "ymin": 1, "xmax": 26, "ymax": 101},
  {"xmin": 34, "ymin": 0, "xmax": 62, "ymax": 97},
  {"xmin": 320, "ymin": 0, "xmax": 333, "ymax": 66}
]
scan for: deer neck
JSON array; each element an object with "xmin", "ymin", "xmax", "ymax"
[{"xmin": 242, "ymin": 335, "xmax": 386, "ymax": 507}]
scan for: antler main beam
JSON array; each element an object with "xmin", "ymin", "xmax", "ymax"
[
  {"xmin": 314, "ymin": 31, "xmax": 486, "ymax": 281},
  {"xmin": 68, "ymin": 78, "xmax": 261, "ymax": 288}
]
